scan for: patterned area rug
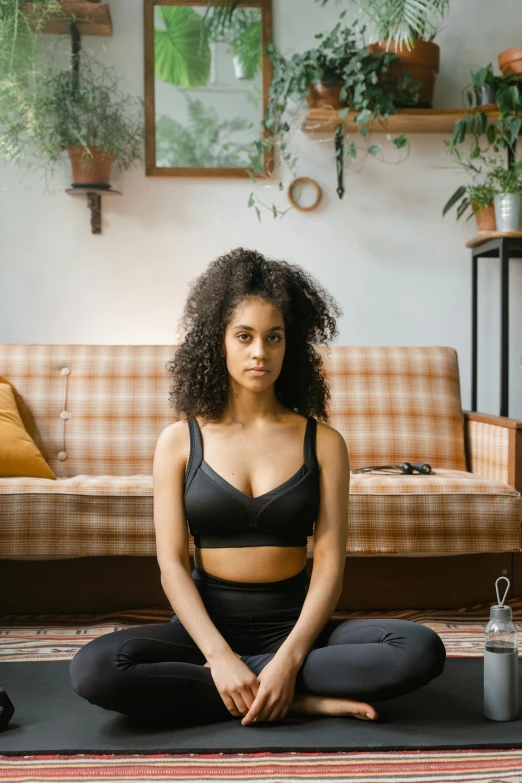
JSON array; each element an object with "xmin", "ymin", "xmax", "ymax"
[{"xmin": 1, "ymin": 599, "xmax": 522, "ymax": 781}]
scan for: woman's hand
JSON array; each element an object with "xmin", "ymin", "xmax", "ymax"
[
  {"xmin": 204, "ymin": 650, "xmax": 261, "ymax": 719},
  {"xmin": 241, "ymin": 656, "xmax": 299, "ymax": 725}
]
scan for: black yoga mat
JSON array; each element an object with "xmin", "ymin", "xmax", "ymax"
[{"xmin": 0, "ymin": 658, "xmax": 521, "ymax": 755}]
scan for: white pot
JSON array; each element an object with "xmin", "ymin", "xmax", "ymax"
[
  {"xmin": 232, "ymin": 55, "xmax": 248, "ymax": 80},
  {"xmin": 493, "ymin": 193, "xmax": 522, "ymax": 232}
]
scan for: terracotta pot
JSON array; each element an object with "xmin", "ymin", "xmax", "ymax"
[
  {"xmin": 366, "ymin": 39, "xmax": 440, "ymax": 108},
  {"xmin": 68, "ymin": 146, "xmax": 114, "ymax": 186},
  {"xmin": 498, "ymin": 46, "xmax": 522, "ymax": 76},
  {"xmin": 306, "ymin": 82, "xmax": 348, "ymax": 110},
  {"xmin": 474, "ymin": 201, "xmax": 496, "ymax": 232}
]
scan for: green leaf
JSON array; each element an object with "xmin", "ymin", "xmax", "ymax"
[
  {"xmin": 475, "ymin": 111, "xmax": 487, "ymax": 135},
  {"xmin": 154, "ymin": 7, "xmax": 211, "ymax": 87},
  {"xmin": 456, "ymin": 197, "xmax": 470, "ymax": 220},
  {"xmin": 442, "ymin": 185, "xmax": 467, "ymax": 217},
  {"xmin": 393, "ymin": 133, "xmax": 407, "ymax": 149}
]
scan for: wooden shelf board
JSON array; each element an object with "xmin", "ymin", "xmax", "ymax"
[
  {"xmin": 303, "ymin": 108, "xmax": 501, "ymax": 135},
  {"xmin": 65, "ymin": 187, "xmax": 121, "ymax": 195},
  {"xmin": 466, "ymin": 231, "xmax": 522, "ymax": 248},
  {"xmin": 22, "ymin": 1, "xmax": 112, "ymax": 36}
]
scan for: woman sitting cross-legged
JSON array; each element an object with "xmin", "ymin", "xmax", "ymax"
[{"xmin": 69, "ymin": 247, "xmax": 446, "ymax": 726}]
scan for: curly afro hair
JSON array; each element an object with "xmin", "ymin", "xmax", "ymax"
[{"xmin": 166, "ymin": 247, "xmax": 343, "ymax": 424}]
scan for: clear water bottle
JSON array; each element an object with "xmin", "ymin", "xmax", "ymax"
[{"xmin": 483, "ymin": 576, "xmax": 519, "ymax": 721}]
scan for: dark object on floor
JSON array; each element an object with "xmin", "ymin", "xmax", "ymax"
[
  {"xmin": 0, "ymin": 658, "xmax": 521, "ymax": 754},
  {"xmin": 0, "ymin": 688, "xmax": 14, "ymax": 730}
]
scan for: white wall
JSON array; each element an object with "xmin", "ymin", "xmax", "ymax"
[{"xmin": 1, "ymin": 0, "xmax": 521, "ymax": 418}]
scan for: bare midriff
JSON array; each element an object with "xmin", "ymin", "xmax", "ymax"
[{"xmin": 194, "ymin": 545, "xmax": 308, "ymax": 583}]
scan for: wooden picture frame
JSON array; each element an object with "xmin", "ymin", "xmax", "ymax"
[{"xmin": 144, "ymin": 0, "xmax": 273, "ymax": 178}]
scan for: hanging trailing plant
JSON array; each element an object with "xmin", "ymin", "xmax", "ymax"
[{"xmin": 244, "ymin": 12, "xmax": 420, "ymax": 220}]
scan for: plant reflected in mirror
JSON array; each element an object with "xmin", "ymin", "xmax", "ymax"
[{"xmin": 145, "ymin": 0, "xmax": 272, "ymax": 177}]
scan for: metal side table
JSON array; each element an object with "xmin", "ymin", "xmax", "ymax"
[{"xmin": 467, "ymin": 231, "xmax": 522, "ymax": 417}]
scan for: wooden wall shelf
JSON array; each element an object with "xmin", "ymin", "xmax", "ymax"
[
  {"xmin": 66, "ymin": 187, "xmax": 121, "ymax": 234},
  {"xmin": 303, "ymin": 108, "xmax": 501, "ymax": 135},
  {"xmin": 22, "ymin": 1, "xmax": 112, "ymax": 36}
]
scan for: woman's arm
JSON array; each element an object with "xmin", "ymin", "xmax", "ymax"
[
  {"xmin": 153, "ymin": 423, "xmax": 234, "ymax": 664},
  {"xmin": 273, "ymin": 424, "xmax": 350, "ymax": 669}
]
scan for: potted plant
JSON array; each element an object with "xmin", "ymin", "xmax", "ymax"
[
  {"xmin": 2, "ymin": 51, "xmax": 144, "ymax": 186},
  {"xmin": 442, "ymin": 136, "xmax": 499, "ymax": 232},
  {"xmin": 488, "ymin": 161, "xmax": 522, "ymax": 231},
  {"xmin": 245, "ymin": 13, "xmax": 420, "ymax": 220},
  {"xmin": 315, "ymin": 0, "xmax": 449, "ymax": 107},
  {"xmin": 499, "ymin": 45, "xmax": 522, "ymax": 77},
  {"xmin": 442, "ymin": 182, "xmax": 497, "ymax": 231},
  {"xmin": 467, "ymin": 63, "xmax": 503, "ymax": 110},
  {"xmin": 446, "ymin": 72, "xmax": 522, "ymax": 182},
  {"xmin": 247, "ymin": 15, "xmax": 421, "ymax": 219}
]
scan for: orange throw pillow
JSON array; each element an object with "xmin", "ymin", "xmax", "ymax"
[
  {"xmin": 0, "ymin": 383, "xmax": 56, "ymax": 479},
  {"xmin": 0, "ymin": 375, "xmax": 35, "ymax": 438}
]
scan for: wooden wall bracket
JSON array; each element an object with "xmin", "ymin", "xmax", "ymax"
[{"xmin": 65, "ymin": 187, "xmax": 121, "ymax": 234}]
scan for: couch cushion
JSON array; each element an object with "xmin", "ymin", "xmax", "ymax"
[
  {"xmin": 317, "ymin": 345, "xmax": 467, "ymax": 471},
  {"xmin": 0, "ymin": 345, "xmax": 467, "ymax": 478},
  {"xmin": 0, "ymin": 346, "xmax": 180, "ymax": 478},
  {"xmin": 0, "ymin": 470, "xmax": 519, "ymax": 558}
]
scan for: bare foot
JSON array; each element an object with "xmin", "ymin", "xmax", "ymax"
[
  {"xmin": 289, "ymin": 693, "xmax": 379, "ymax": 721},
  {"xmin": 202, "ymin": 658, "xmax": 377, "ymax": 721}
]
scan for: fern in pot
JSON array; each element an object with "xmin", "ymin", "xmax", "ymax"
[
  {"xmin": 313, "ymin": 0, "xmax": 449, "ymax": 107},
  {"xmin": 3, "ymin": 51, "xmax": 144, "ymax": 187}
]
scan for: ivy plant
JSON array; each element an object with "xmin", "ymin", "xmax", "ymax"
[{"xmin": 245, "ymin": 11, "xmax": 420, "ymax": 220}]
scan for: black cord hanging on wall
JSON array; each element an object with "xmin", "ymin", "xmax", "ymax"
[{"xmin": 335, "ymin": 123, "xmax": 345, "ymax": 199}]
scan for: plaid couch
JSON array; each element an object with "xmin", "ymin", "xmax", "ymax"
[{"xmin": 1, "ymin": 344, "xmax": 521, "ymax": 563}]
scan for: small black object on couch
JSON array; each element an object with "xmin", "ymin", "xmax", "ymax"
[{"xmin": 352, "ymin": 462, "xmax": 432, "ymax": 475}]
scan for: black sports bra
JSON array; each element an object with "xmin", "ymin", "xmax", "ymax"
[{"xmin": 184, "ymin": 416, "xmax": 320, "ymax": 548}]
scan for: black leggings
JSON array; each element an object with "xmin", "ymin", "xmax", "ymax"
[{"xmin": 69, "ymin": 565, "xmax": 447, "ymax": 724}]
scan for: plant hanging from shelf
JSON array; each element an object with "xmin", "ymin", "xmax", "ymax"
[{"xmin": 244, "ymin": 11, "xmax": 420, "ymax": 221}]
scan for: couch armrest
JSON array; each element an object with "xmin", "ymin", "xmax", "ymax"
[{"xmin": 463, "ymin": 410, "xmax": 522, "ymax": 492}]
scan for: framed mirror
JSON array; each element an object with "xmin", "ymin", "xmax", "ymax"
[{"xmin": 144, "ymin": 0, "xmax": 273, "ymax": 178}]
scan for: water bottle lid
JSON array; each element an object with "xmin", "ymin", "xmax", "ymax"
[
  {"xmin": 489, "ymin": 576, "xmax": 512, "ymax": 622},
  {"xmin": 490, "ymin": 604, "xmax": 513, "ymax": 622}
]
